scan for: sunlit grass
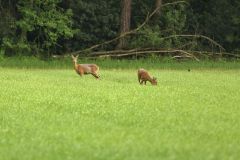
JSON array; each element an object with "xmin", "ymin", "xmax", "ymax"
[{"xmin": 0, "ymin": 67, "xmax": 240, "ymax": 160}]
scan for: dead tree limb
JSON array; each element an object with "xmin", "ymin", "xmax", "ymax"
[
  {"xmin": 87, "ymin": 49, "xmax": 239, "ymax": 60},
  {"xmin": 71, "ymin": 1, "xmax": 188, "ymax": 55},
  {"xmin": 191, "ymin": 51, "xmax": 240, "ymax": 58},
  {"xmin": 162, "ymin": 34, "xmax": 225, "ymax": 52},
  {"xmin": 89, "ymin": 48, "xmax": 152, "ymax": 56},
  {"xmin": 55, "ymin": 49, "xmax": 239, "ymax": 60},
  {"xmin": 69, "ymin": 0, "xmax": 226, "ymax": 60},
  {"xmin": 97, "ymin": 49, "xmax": 199, "ymax": 61}
]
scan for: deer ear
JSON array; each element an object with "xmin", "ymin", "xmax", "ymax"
[
  {"xmin": 71, "ymin": 55, "xmax": 75, "ymax": 58},
  {"xmin": 76, "ymin": 55, "xmax": 79, "ymax": 58}
]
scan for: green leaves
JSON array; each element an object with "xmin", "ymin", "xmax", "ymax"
[
  {"xmin": 1, "ymin": 0, "xmax": 74, "ymax": 56},
  {"xmin": 0, "ymin": 0, "xmax": 240, "ymax": 56},
  {"xmin": 187, "ymin": 0, "xmax": 240, "ymax": 52}
]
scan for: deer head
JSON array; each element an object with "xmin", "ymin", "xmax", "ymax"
[
  {"xmin": 71, "ymin": 55, "xmax": 79, "ymax": 64},
  {"xmin": 151, "ymin": 77, "xmax": 157, "ymax": 85}
]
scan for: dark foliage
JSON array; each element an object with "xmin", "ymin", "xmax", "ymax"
[{"xmin": 0, "ymin": 0, "xmax": 239, "ymax": 57}]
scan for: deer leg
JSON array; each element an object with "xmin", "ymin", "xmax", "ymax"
[
  {"xmin": 91, "ymin": 73, "xmax": 100, "ymax": 79},
  {"xmin": 144, "ymin": 81, "xmax": 147, "ymax": 85},
  {"xmin": 138, "ymin": 75, "xmax": 141, "ymax": 84},
  {"xmin": 140, "ymin": 80, "xmax": 144, "ymax": 85},
  {"xmin": 77, "ymin": 71, "xmax": 83, "ymax": 77}
]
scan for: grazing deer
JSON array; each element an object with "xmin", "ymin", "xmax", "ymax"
[
  {"xmin": 71, "ymin": 55, "xmax": 100, "ymax": 79},
  {"xmin": 138, "ymin": 68, "xmax": 157, "ymax": 85}
]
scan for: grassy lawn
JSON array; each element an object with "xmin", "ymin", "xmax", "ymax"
[{"xmin": 0, "ymin": 66, "xmax": 240, "ymax": 160}]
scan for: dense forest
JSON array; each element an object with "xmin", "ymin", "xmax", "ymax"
[{"xmin": 0, "ymin": 0, "xmax": 239, "ymax": 59}]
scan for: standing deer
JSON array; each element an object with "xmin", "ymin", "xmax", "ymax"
[
  {"xmin": 71, "ymin": 55, "xmax": 100, "ymax": 79},
  {"xmin": 138, "ymin": 68, "xmax": 157, "ymax": 85}
]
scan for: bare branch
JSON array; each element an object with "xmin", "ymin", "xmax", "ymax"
[
  {"xmin": 96, "ymin": 49, "xmax": 199, "ymax": 61},
  {"xmin": 69, "ymin": 0, "xmax": 225, "ymax": 61},
  {"xmin": 191, "ymin": 51, "xmax": 240, "ymax": 58},
  {"xmin": 162, "ymin": 34, "xmax": 225, "ymax": 52},
  {"xmin": 70, "ymin": 1, "xmax": 188, "ymax": 55}
]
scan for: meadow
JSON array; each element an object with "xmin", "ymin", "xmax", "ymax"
[{"xmin": 0, "ymin": 58, "xmax": 240, "ymax": 160}]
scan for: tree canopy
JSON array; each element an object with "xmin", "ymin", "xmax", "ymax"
[{"xmin": 0, "ymin": 0, "xmax": 239, "ymax": 58}]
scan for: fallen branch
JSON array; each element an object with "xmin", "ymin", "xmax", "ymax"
[
  {"xmin": 162, "ymin": 34, "xmax": 225, "ymax": 52},
  {"xmin": 68, "ymin": 0, "xmax": 226, "ymax": 60},
  {"xmin": 85, "ymin": 48, "xmax": 239, "ymax": 60},
  {"xmin": 96, "ymin": 49, "xmax": 199, "ymax": 61},
  {"xmin": 71, "ymin": 1, "xmax": 188, "ymax": 55},
  {"xmin": 89, "ymin": 48, "xmax": 153, "ymax": 56},
  {"xmin": 191, "ymin": 51, "xmax": 240, "ymax": 58},
  {"xmin": 54, "ymin": 49, "xmax": 239, "ymax": 60}
]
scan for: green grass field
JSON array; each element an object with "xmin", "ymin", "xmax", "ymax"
[{"xmin": 0, "ymin": 65, "xmax": 240, "ymax": 160}]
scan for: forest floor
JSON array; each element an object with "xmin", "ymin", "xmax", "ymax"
[{"xmin": 0, "ymin": 66, "xmax": 240, "ymax": 160}]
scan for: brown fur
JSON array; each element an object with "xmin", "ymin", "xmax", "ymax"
[
  {"xmin": 137, "ymin": 68, "xmax": 157, "ymax": 85},
  {"xmin": 71, "ymin": 55, "xmax": 100, "ymax": 79}
]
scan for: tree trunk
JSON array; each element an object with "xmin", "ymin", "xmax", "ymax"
[
  {"xmin": 117, "ymin": 0, "xmax": 132, "ymax": 49},
  {"xmin": 155, "ymin": 0, "xmax": 162, "ymax": 15}
]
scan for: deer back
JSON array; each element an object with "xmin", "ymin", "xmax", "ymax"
[
  {"xmin": 78, "ymin": 64, "xmax": 99, "ymax": 74},
  {"xmin": 138, "ymin": 69, "xmax": 151, "ymax": 81}
]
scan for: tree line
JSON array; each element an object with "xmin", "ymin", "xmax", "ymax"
[{"xmin": 0, "ymin": 0, "xmax": 239, "ymax": 59}]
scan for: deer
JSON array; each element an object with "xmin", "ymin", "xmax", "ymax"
[
  {"xmin": 71, "ymin": 55, "xmax": 100, "ymax": 79},
  {"xmin": 138, "ymin": 68, "xmax": 157, "ymax": 85}
]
